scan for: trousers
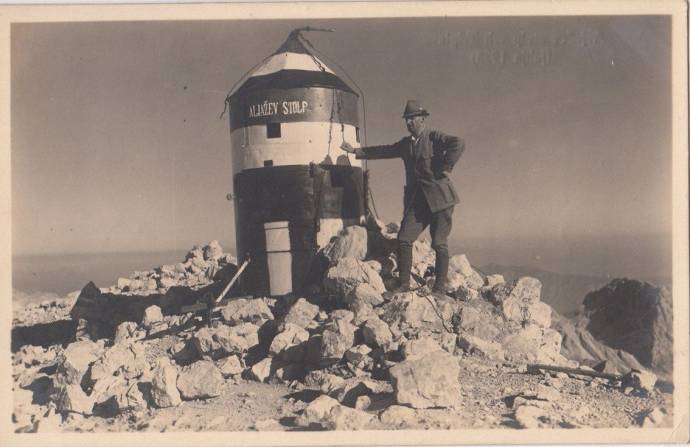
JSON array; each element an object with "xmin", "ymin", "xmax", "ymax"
[{"xmin": 397, "ymin": 189, "xmax": 454, "ymax": 289}]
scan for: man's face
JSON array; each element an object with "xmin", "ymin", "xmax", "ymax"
[{"xmin": 405, "ymin": 115, "xmax": 425, "ymax": 136}]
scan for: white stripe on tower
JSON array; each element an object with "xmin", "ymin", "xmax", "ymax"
[{"xmin": 251, "ymin": 52, "xmax": 334, "ymax": 77}]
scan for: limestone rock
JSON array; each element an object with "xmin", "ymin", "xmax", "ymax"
[
  {"xmin": 499, "ymin": 277, "xmax": 551, "ymax": 328},
  {"xmin": 485, "ymin": 274, "xmax": 505, "ymax": 288},
  {"xmin": 295, "ymin": 395, "xmax": 340, "ymax": 428},
  {"xmin": 203, "ymin": 240, "xmax": 223, "ymax": 261},
  {"xmin": 214, "ymin": 323, "xmax": 260, "ymax": 355},
  {"xmin": 281, "ymin": 298, "xmax": 320, "ymax": 329},
  {"xmin": 389, "ymin": 351, "xmax": 462, "ymax": 409},
  {"xmin": 55, "ymin": 339, "xmax": 102, "ymax": 387},
  {"xmin": 176, "ymin": 360, "xmax": 224, "ymax": 400},
  {"xmin": 269, "ymin": 323, "xmax": 309, "ymax": 362},
  {"xmin": 514, "ymin": 404, "xmax": 548, "ymax": 428},
  {"xmin": 142, "ymin": 305, "xmax": 163, "ymax": 329},
  {"xmin": 150, "ymin": 358, "xmax": 181, "ymax": 408},
  {"xmin": 89, "ymin": 343, "xmax": 149, "ymax": 383},
  {"xmin": 54, "ymin": 384, "xmax": 94, "ymax": 415},
  {"xmin": 379, "ymin": 405, "xmax": 417, "ymax": 427},
  {"xmin": 217, "ymin": 356, "xmax": 243, "ymax": 378},
  {"xmin": 501, "ymin": 324, "xmax": 566, "ymax": 365},
  {"xmin": 113, "ymin": 322, "xmax": 143, "ymax": 344},
  {"xmin": 344, "ymin": 283, "xmax": 384, "ymax": 307},
  {"xmin": 345, "ymin": 344, "xmax": 372, "ymax": 365},
  {"xmin": 362, "ymin": 316, "xmax": 393, "ymax": 349},
  {"xmin": 221, "ymin": 298, "xmax": 274, "ymax": 326},
  {"xmin": 457, "ymin": 334, "xmax": 505, "ymax": 361},
  {"xmin": 401, "ymin": 337, "xmax": 442, "ymax": 360},
  {"xmin": 622, "ymin": 370, "xmax": 657, "ymax": 394},
  {"xmin": 248, "ymin": 357, "xmax": 274, "ymax": 383},
  {"xmin": 323, "ymin": 225, "xmax": 368, "ymax": 264},
  {"xmin": 350, "ymin": 300, "xmax": 376, "ymax": 326},
  {"xmin": 323, "ymin": 258, "xmax": 386, "ymax": 296},
  {"xmin": 320, "ymin": 318, "xmax": 357, "ymax": 365},
  {"xmin": 449, "ymin": 254, "xmax": 485, "ymax": 289},
  {"xmin": 381, "ymin": 291, "xmax": 456, "ymax": 334}
]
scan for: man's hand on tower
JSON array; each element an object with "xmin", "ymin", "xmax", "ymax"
[{"xmin": 340, "ymin": 141, "xmax": 355, "ymax": 154}]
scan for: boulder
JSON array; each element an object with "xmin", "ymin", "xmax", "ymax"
[
  {"xmin": 176, "ymin": 360, "xmax": 224, "ymax": 400},
  {"xmin": 221, "ymin": 298, "xmax": 274, "ymax": 326},
  {"xmin": 55, "ymin": 340, "xmax": 102, "ymax": 387},
  {"xmin": 203, "ymin": 240, "xmax": 223, "ymax": 261},
  {"xmin": 362, "ymin": 316, "xmax": 393, "ymax": 349},
  {"xmin": 93, "ymin": 378, "xmax": 147, "ymax": 414},
  {"xmin": 150, "ymin": 358, "xmax": 182, "ymax": 408},
  {"xmin": 330, "ymin": 309, "xmax": 355, "ymax": 323},
  {"xmin": 320, "ymin": 318, "xmax": 357, "ymax": 365},
  {"xmin": 280, "ymin": 298, "xmax": 320, "ymax": 329},
  {"xmin": 485, "ymin": 274, "xmax": 505, "ymax": 288},
  {"xmin": 401, "ymin": 337, "xmax": 442, "ymax": 360},
  {"xmin": 344, "ymin": 283, "xmax": 384, "ymax": 308},
  {"xmin": 389, "ymin": 351, "xmax": 462, "ymax": 409},
  {"xmin": 141, "ymin": 305, "xmax": 164, "ymax": 329},
  {"xmin": 498, "ymin": 277, "xmax": 551, "ymax": 328},
  {"xmin": 449, "ymin": 254, "xmax": 485, "ymax": 290},
  {"xmin": 217, "ymin": 356, "xmax": 243, "ymax": 378},
  {"xmin": 501, "ymin": 324, "xmax": 567, "ymax": 365},
  {"xmin": 345, "ymin": 344, "xmax": 372, "ymax": 365},
  {"xmin": 381, "ymin": 291, "xmax": 456, "ymax": 334},
  {"xmin": 304, "ymin": 371, "xmax": 346, "ymax": 395},
  {"xmin": 514, "ymin": 404, "xmax": 548, "ymax": 429},
  {"xmin": 54, "ymin": 384, "xmax": 94, "ymax": 415},
  {"xmin": 411, "ymin": 239, "xmax": 435, "ymax": 278},
  {"xmin": 248, "ymin": 358, "xmax": 274, "ymax": 383},
  {"xmin": 269, "ymin": 323, "xmax": 310, "ymax": 362},
  {"xmin": 295, "ymin": 394, "xmax": 373, "ymax": 430},
  {"xmin": 295, "ymin": 395, "xmax": 340, "ymax": 428},
  {"xmin": 192, "ymin": 327, "xmax": 222, "ymax": 356},
  {"xmin": 350, "ymin": 300, "xmax": 376, "ymax": 326},
  {"xmin": 622, "ymin": 370, "xmax": 657, "ymax": 394},
  {"xmin": 457, "ymin": 334, "xmax": 505, "ymax": 361},
  {"xmin": 323, "ymin": 226, "xmax": 368, "ymax": 264},
  {"xmin": 214, "ymin": 323, "xmax": 260, "ymax": 355},
  {"xmin": 379, "ymin": 405, "xmax": 417, "ymax": 427},
  {"xmin": 323, "ymin": 258, "xmax": 386, "ymax": 296},
  {"xmin": 89, "ymin": 343, "xmax": 149, "ymax": 383},
  {"xmin": 113, "ymin": 322, "xmax": 143, "ymax": 344}
]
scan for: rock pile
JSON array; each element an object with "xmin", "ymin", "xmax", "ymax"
[{"xmin": 11, "ymin": 230, "xmax": 669, "ymax": 432}]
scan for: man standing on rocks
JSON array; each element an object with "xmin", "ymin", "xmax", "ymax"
[{"xmin": 341, "ymin": 100, "xmax": 464, "ymax": 295}]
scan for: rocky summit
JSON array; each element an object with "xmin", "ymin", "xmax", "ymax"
[{"xmin": 11, "ymin": 231, "xmax": 673, "ymax": 433}]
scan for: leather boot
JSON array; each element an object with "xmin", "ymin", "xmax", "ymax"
[
  {"xmin": 396, "ymin": 241, "xmax": 413, "ymax": 291},
  {"xmin": 432, "ymin": 248, "xmax": 450, "ymax": 294}
]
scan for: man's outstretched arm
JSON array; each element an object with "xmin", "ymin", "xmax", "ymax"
[{"xmin": 341, "ymin": 141, "xmax": 403, "ymax": 160}]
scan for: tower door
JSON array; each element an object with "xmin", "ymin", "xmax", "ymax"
[{"xmin": 264, "ymin": 221, "xmax": 292, "ymax": 295}]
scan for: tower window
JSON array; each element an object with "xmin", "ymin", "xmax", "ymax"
[
  {"xmin": 355, "ymin": 127, "xmax": 360, "ymax": 143},
  {"xmin": 267, "ymin": 122, "xmax": 281, "ymax": 139}
]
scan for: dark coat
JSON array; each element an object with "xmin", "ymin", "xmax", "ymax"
[{"xmin": 356, "ymin": 129, "xmax": 464, "ymax": 212}]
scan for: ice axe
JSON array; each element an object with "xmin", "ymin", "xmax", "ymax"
[{"xmin": 180, "ymin": 256, "xmax": 251, "ymax": 325}]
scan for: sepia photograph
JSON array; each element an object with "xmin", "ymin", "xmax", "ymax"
[{"xmin": 1, "ymin": 1, "xmax": 688, "ymax": 445}]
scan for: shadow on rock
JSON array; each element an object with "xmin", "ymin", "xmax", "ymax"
[{"xmin": 11, "ymin": 319, "xmax": 78, "ymax": 352}]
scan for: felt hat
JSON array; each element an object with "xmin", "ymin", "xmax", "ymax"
[{"xmin": 402, "ymin": 100, "xmax": 430, "ymax": 118}]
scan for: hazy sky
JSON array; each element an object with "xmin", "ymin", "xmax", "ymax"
[{"xmin": 11, "ymin": 15, "xmax": 672, "ymax": 275}]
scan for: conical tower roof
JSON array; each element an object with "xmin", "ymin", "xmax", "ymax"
[{"xmin": 229, "ymin": 30, "xmax": 356, "ymax": 98}]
